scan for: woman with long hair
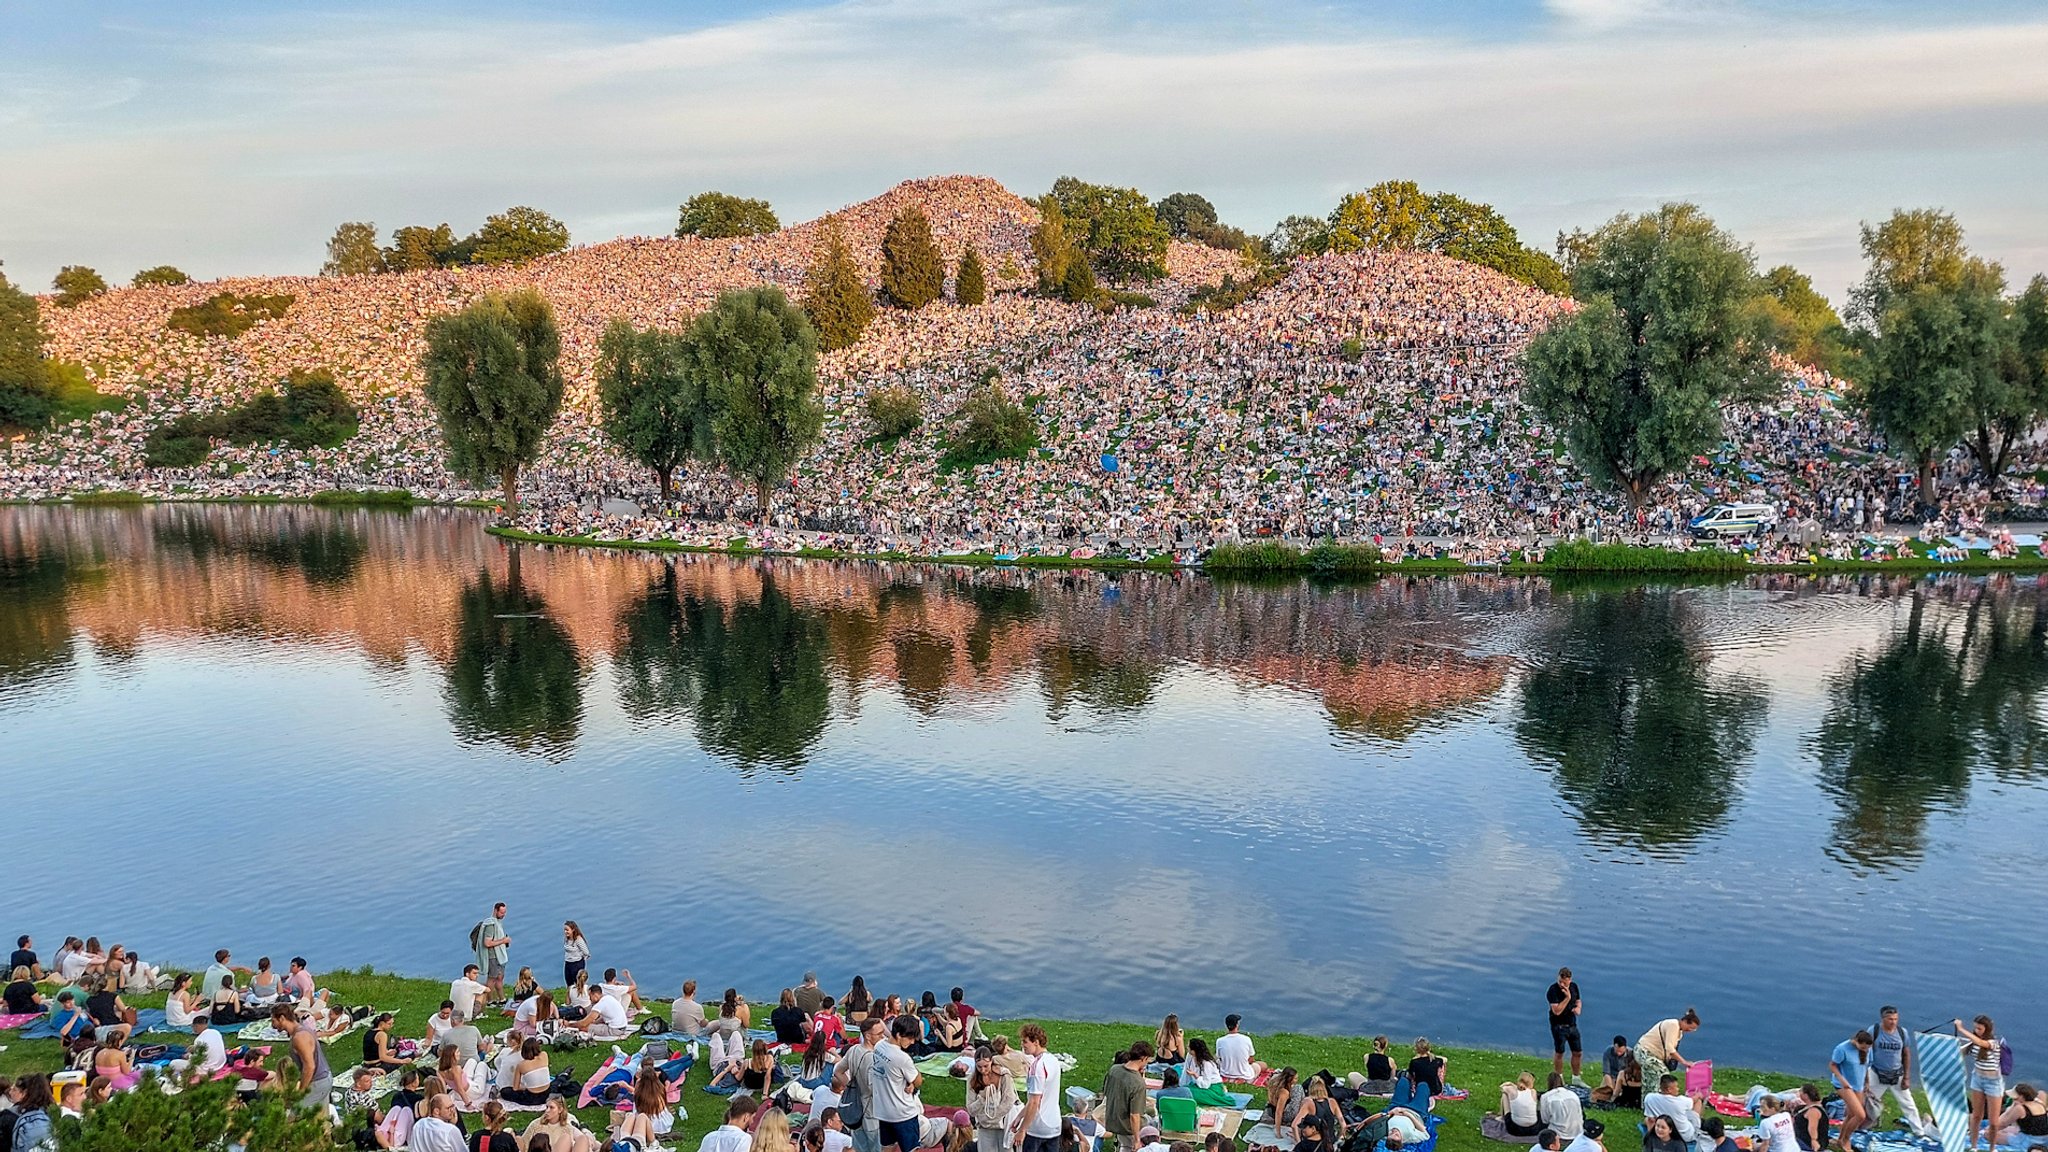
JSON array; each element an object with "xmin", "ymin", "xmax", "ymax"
[
  {"xmin": 752, "ymin": 1106, "xmax": 796, "ymax": 1152},
  {"xmin": 363, "ymin": 1013, "xmax": 406, "ymax": 1072},
  {"xmin": 1955, "ymin": 1015, "xmax": 2005, "ymax": 1152},
  {"xmin": 511, "ymin": 967, "xmax": 541, "ymax": 1003},
  {"xmin": 967, "ymin": 1045, "xmax": 1017, "ymax": 1152},
  {"xmin": 1155, "ymin": 1015, "xmax": 1186, "ymax": 1064},
  {"xmin": 562, "ymin": 921, "xmax": 591, "ymax": 989},
  {"xmin": 1186, "ymin": 1037, "xmax": 1222, "ymax": 1088},
  {"xmin": 1264, "ymin": 1067, "xmax": 1303, "ymax": 1130},
  {"xmin": 844, "ymin": 976, "xmax": 872, "ymax": 1023},
  {"xmin": 471, "ymin": 1100, "xmax": 517, "ymax": 1152},
  {"xmin": 163, "ymin": 972, "xmax": 205, "ymax": 1029},
  {"xmin": 1297, "ymin": 1076, "xmax": 1346, "ymax": 1144},
  {"xmin": 522, "ymin": 1095, "xmax": 598, "ymax": 1152},
  {"xmin": 740, "ymin": 1039, "xmax": 779, "ymax": 1097}
]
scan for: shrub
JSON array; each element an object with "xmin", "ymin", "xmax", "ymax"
[
  {"xmin": 1204, "ymin": 541, "xmax": 1383, "ymax": 573},
  {"xmin": 1184, "ymin": 264, "xmax": 1287, "ymax": 314},
  {"xmin": 1100, "ymin": 289, "xmax": 1157, "ymax": 311},
  {"xmin": 864, "ymin": 385, "xmax": 923, "ymax": 440},
  {"xmin": 142, "ymin": 368, "xmax": 358, "ymax": 466},
  {"xmin": 1339, "ymin": 337, "xmax": 1365, "ymax": 360},
  {"xmin": 940, "ymin": 382, "xmax": 1037, "ymax": 471},
  {"xmin": 166, "ymin": 292, "xmax": 294, "ymax": 339},
  {"xmin": 1540, "ymin": 539, "xmax": 1750, "ymax": 573}
]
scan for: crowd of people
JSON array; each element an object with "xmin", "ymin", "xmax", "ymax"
[
  {"xmin": 2, "ymin": 924, "xmax": 2039, "ymax": 1152},
  {"xmin": 9, "ymin": 176, "xmax": 2042, "ymax": 564}
]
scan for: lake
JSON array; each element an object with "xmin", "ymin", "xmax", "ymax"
[{"xmin": 3, "ymin": 502, "xmax": 2042, "ymax": 1073}]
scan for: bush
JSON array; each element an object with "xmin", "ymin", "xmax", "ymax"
[
  {"xmin": 864, "ymin": 385, "xmax": 923, "ymax": 440},
  {"xmin": 143, "ymin": 368, "xmax": 359, "ymax": 466},
  {"xmin": 51, "ymin": 265, "xmax": 107, "ymax": 308},
  {"xmin": 1339, "ymin": 337, "xmax": 1365, "ymax": 360},
  {"xmin": 1204, "ymin": 540, "xmax": 1384, "ymax": 573},
  {"xmin": 130, "ymin": 265, "xmax": 190, "ymax": 287},
  {"xmin": 1100, "ymin": 289, "xmax": 1157, "ymax": 311},
  {"xmin": 1184, "ymin": 264, "xmax": 1288, "ymax": 314},
  {"xmin": 940, "ymin": 383, "xmax": 1037, "ymax": 471},
  {"xmin": 166, "ymin": 292, "xmax": 294, "ymax": 339},
  {"xmin": 1540, "ymin": 539, "xmax": 1750, "ymax": 573}
]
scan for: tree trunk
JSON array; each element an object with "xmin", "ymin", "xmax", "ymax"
[
  {"xmin": 657, "ymin": 465, "xmax": 674, "ymax": 501},
  {"xmin": 1917, "ymin": 453, "xmax": 1935, "ymax": 510},
  {"xmin": 756, "ymin": 477, "xmax": 773, "ymax": 525},
  {"xmin": 500, "ymin": 462, "xmax": 520, "ymax": 512}
]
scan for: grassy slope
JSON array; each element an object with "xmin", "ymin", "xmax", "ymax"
[{"xmin": 1, "ymin": 970, "xmax": 1892, "ymax": 1152}]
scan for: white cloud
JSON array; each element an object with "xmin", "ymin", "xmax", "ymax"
[{"xmin": 1, "ymin": 2, "xmax": 2044, "ymax": 299}]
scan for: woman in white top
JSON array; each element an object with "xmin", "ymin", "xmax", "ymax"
[
  {"xmin": 1754, "ymin": 1095, "xmax": 1797, "ymax": 1152},
  {"xmin": 563, "ymin": 921, "xmax": 591, "ymax": 989},
  {"xmin": 164, "ymin": 974, "xmax": 207, "ymax": 1029},
  {"xmin": 1498, "ymin": 1072, "xmax": 1541, "ymax": 1137},
  {"xmin": 1184, "ymin": 1037, "xmax": 1223, "ymax": 1089}
]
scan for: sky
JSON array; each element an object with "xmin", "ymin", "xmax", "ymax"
[{"xmin": 2, "ymin": 0, "xmax": 2046, "ymax": 301}]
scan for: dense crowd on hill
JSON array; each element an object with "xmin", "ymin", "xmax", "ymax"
[{"xmin": 4, "ymin": 177, "xmax": 2039, "ymax": 561}]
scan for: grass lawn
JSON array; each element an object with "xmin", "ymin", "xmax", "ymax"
[{"xmin": 0, "ymin": 969, "xmax": 1893, "ymax": 1152}]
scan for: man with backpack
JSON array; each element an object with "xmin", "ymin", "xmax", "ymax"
[
  {"xmin": 470, "ymin": 903, "xmax": 511, "ymax": 1005},
  {"xmin": 1865, "ymin": 1008, "xmax": 1930, "ymax": 1138},
  {"xmin": 838, "ymin": 1016, "xmax": 881, "ymax": 1152}
]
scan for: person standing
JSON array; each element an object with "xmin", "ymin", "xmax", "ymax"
[
  {"xmin": 1954, "ymin": 1016, "xmax": 2004, "ymax": 1152},
  {"xmin": 272, "ymin": 1003, "xmax": 332, "ymax": 1112},
  {"xmin": 1865, "ymin": 1007, "xmax": 1930, "ymax": 1138},
  {"xmin": 1829, "ymin": 1032, "xmax": 1874, "ymax": 1151},
  {"xmin": 474, "ymin": 903, "xmax": 511, "ymax": 1004},
  {"xmin": 1634, "ymin": 1011, "xmax": 1700, "ymax": 1086},
  {"xmin": 1548, "ymin": 969, "xmax": 1584, "ymax": 1081},
  {"xmin": 842, "ymin": 1015, "xmax": 885, "ymax": 1152},
  {"xmin": 1013, "ymin": 1024, "xmax": 1062, "ymax": 1152},
  {"xmin": 1103, "ymin": 1042, "xmax": 1153, "ymax": 1152},
  {"xmin": 796, "ymin": 972, "xmax": 827, "ymax": 1017},
  {"xmin": 562, "ymin": 922, "xmax": 590, "ymax": 989},
  {"xmin": 874, "ymin": 1016, "xmax": 927, "ymax": 1152}
]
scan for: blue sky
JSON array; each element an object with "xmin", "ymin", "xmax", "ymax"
[{"xmin": 3, "ymin": 0, "xmax": 2045, "ymax": 300}]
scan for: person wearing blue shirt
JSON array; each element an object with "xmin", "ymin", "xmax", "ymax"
[
  {"xmin": 1830, "ymin": 1031, "xmax": 1875, "ymax": 1147},
  {"xmin": 52, "ymin": 991, "xmax": 93, "ymax": 1043}
]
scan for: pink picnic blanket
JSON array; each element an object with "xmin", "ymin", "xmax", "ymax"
[{"xmin": 0, "ymin": 1012, "xmax": 46, "ymax": 1030}]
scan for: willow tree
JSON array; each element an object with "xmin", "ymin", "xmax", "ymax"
[
  {"xmin": 688, "ymin": 286, "xmax": 824, "ymax": 521},
  {"xmin": 421, "ymin": 289, "xmax": 564, "ymax": 508},
  {"xmin": 1522, "ymin": 203, "xmax": 1775, "ymax": 512},
  {"xmin": 595, "ymin": 319, "xmax": 708, "ymax": 499}
]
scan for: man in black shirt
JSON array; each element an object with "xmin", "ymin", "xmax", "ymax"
[
  {"xmin": 1546, "ymin": 967, "xmax": 1583, "ymax": 1080},
  {"xmin": 8, "ymin": 936, "xmax": 41, "ymax": 980}
]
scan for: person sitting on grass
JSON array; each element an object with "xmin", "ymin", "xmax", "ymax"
[
  {"xmin": 1184, "ymin": 1037, "xmax": 1223, "ymax": 1089},
  {"xmin": 1263, "ymin": 1067, "xmax": 1304, "ymax": 1130},
  {"xmin": 427, "ymin": 1000, "xmax": 459, "ymax": 1048},
  {"xmin": 570, "ymin": 984, "xmax": 631, "ymax": 1037},
  {"xmin": 1363, "ymin": 1037, "xmax": 1396, "ymax": 1093},
  {"xmin": 1293, "ymin": 1113, "xmax": 1334, "ymax": 1152},
  {"xmin": 1643, "ymin": 1115, "xmax": 1689, "ymax": 1152},
  {"xmin": 1216, "ymin": 1016, "xmax": 1263, "ymax": 1082},
  {"xmin": 512, "ymin": 967, "xmax": 542, "ymax": 1004},
  {"xmin": 363, "ymin": 1012, "xmax": 409, "ymax": 1073},
  {"xmin": 1498, "ymin": 1072, "xmax": 1542, "ymax": 1137},
  {"xmin": 522, "ymin": 1094, "xmax": 600, "ymax": 1152},
  {"xmin": 515, "ymin": 990, "xmax": 559, "ymax": 1038},
  {"xmin": 5, "ymin": 966, "xmax": 45, "ymax": 1015},
  {"xmin": 599, "ymin": 968, "xmax": 646, "ymax": 1015},
  {"xmin": 1407, "ymin": 1039, "xmax": 1448, "ymax": 1098},
  {"xmin": 1296, "ymin": 1077, "xmax": 1346, "ymax": 1145},
  {"xmin": 83, "ymin": 978, "xmax": 137, "ymax": 1046},
  {"xmin": 1643, "ymin": 1074, "xmax": 1703, "ymax": 1152},
  {"xmin": 810, "ymin": 995, "xmax": 848, "ymax": 1052}
]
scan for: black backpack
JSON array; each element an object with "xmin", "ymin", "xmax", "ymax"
[
  {"xmin": 838, "ymin": 1049, "xmax": 866, "ymax": 1126},
  {"xmin": 0, "ymin": 1107, "xmax": 18, "ymax": 1151}
]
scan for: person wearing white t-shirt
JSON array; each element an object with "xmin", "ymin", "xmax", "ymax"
[
  {"xmin": 1753, "ymin": 1097, "xmax": 1797, "ymax": 1152},
  {"xmin": 169, "ymin": 1023, "xmax": 228, "ymax": 1080},
  {"xmin": 818, "ymin": 1108, "xmax": 856, "ymax": 1152},
  {"xmin": 408, "ymin": 1095, "xmax": 468, "ymax": 1152},
  {"xmin": 1011, "ymin": 1024, "xmax": 1062, "ymax": 1152},
  {"xmin": 450, "ymin": 966, "xmax": 489, "ymax": 1020},
  {"xmin": 426, "ymin": 1002, "xmax": 457, "ymax": 1047},
  {"xmin": 1216, "ymin": 1015, "xmax": 1260, "ymax": 1082},
  {"xmin": 573, "ymin": 990, "xmax": 630, "ymax": 1036},
  {"xmin": 1562, "ymin": 1119, "xmax": 1607, "ymax": 1152},
  {"xmin": 701, "ymin": 1097, "xmax": 763, "ymax": 1152}
]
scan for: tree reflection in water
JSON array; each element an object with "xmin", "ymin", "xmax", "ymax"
[
  {"xmin": 445, "ymin": 553, "xmax": 585, "ymax": 759},
  {"xmin": 1816, "ymin": 583, "xmax": 2048, "ymax": 872},
  {"xmin": 1515, "ymin": 583, "xmax": 1769, "ymax": 856}
]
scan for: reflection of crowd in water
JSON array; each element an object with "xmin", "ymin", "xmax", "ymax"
[
  {"xmin": 6, "ymin": 504, "xmax": 2048, "ymax": 863},
  {"xmin": 14, "ymin": 178, "xmax": 2045, "ymax": 561}
]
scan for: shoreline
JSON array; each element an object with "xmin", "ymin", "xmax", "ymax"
[
  {"xmin": 7, "ymin": 492, "xmax": 2048, "ymax": 577},
  {"xmin": 0, "ymin": 965, "xmax": 1822, "ymax": 1152}
]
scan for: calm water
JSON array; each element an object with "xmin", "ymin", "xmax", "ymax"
[{"xmin": 4, "ymin": 504, "xmax": 2044, "ymax": 1073}]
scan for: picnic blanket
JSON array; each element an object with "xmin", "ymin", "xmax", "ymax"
[
  {"xmin": 1706, "ymin": 1092, "xmax": 1752, "ymax": 1117},
  {"xmin": 21, "ymin": 1008, "xmax": 169, "ymax": 1040},
  {"xmin": 0, "ymin": 1012, "xmax": 46, "ymax": 1031},
  {"xmin": 1479, "ymin": 1117, "xmax": 1541, "ymax": 1144},
  {"xmin": 1914, "ymin": 1032, "xmax": 1973, "ymax": 1152}
]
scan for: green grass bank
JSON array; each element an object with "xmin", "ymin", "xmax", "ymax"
[{"xmin": 0, "ymin": 969, "xmax": 1863, "ymax": 1152}]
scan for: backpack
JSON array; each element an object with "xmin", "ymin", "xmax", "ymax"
[
  {"xmin": 0, "ymin": 1108, "xmax": 17, "ymax": 1152},
  {"xmin": 469, "ymin": 921, "xmax": 485, "ymax": 952},
  {"xmin": 641, "ymin": 1016, "xmax": 670, "ymax": 1036},
  {"xmin": 837, "ymin": 1049, "xmax": 866, "ymax": 1127}
]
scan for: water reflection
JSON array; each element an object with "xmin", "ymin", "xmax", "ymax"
[
  {"xmin": 1815, "ymin": 585, "xmax": 2048, "ymax": 871},
  {"xmin": 0, "ymin": 535, "xmax": 80, "ymax": 693},
  {"xmin": 445, "ymin": 556, "xmax": 585, "ymax": 759},
  {"xmin": 1515, "ymin": 583, "xmax": 1769, "ymax": 856}
]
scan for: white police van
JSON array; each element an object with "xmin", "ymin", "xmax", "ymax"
[{"xmin": 1688, "ymin": 502, "xmax": 1778, "ymax": 538}]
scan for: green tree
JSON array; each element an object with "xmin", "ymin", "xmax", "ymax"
[
  {"xmin": 0, "ymin": 266, "xmax": 54, "ymax": 431},
  {"xmin": 801, "ymin": 217, "xmax": 874, "ymax": 352},
  {"xmin": 1848, "ymin": 210, "xmax": 2008, "ymax": 499},
  {"xmin": 420, "ymin": 288, "xmax": 565, "ymax": 508},
  {"xmin": 51, "ymin": 265, "xmax": 107, "ymax": 308},
  {"xmin": 383, "ymin": 223, "xmax": 458, "ymax": 271},
  {"xmin": 1049, "ymin": 177, "xmax": 1169, "ymax": 281},
  {"xmin": 1522, "ymin": 203, "xmax": 1775, "ymax": 512},
  {"xmin": 954, "ymin": 245, "xmax": 988, "ymax": 305},
  {"xmin": 689, "ymin": 286, "xmax": 824, "ymax": 520},
  {"xmin": 595, "ymin": 318, "xmax": 709, "ymax": 499},
  {"xmin": 953, "ymin": 380, "xmax": 1035, "ymax": 462},
  {"xmin": 322, "ymin": 221, "xmax": 382, "ymax": 275},
  {"xmin": 676, "ymin": 192, "xmax": 780, "ymax": 239},
  {"xmin": 1986, "ymin": 276, "xmax": 2048, "ymax": 481},
  {"xmin": 1059, "ymin": 255, "xmax": 1098, "ymax": 304},
  {"xmin": 1154, "ymin": 192, "xmax": 1219, "ymax": 238},
  {"xmin": 446, "ymin": 559, "xmax": 584, "ymax": 759},
  {"xmin": 864, "ymin": 384, "xmax": 922, "ymax": 440},
  {"xmin": 130, "ymin": 265, "xmax": 190, "ymax": 287},
  {"xmin": 1759, "ymin": 264, "xmax": 1850, "ymax": 371},
  {"xmin": 1515, "ymin": 584, "xmax": 1768, "ymax": 855},
  {"xmin": 1266, "ymin": 214, "xmax": 1331, "ymax": 259},
  {"xmin": 55, "ymin": 1066, "xmax": 341, "ymax": 1152},
  {"xmin": 469, "ymin": 205, "xmax": 570, "ymax": 265},
  {"xmin": 1327, "ymin": 180, "xmax": 1432, "ymax": 251},
  {"xmin": 879, "ymin": 206, "xmax": 945, "ymax": 309},
  {"xmin": 1029, "ymin": 197, "xmax": 1076, "ymax": 293}
]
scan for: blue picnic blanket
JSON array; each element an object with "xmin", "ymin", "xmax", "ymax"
[{"xmin": 21, "ymin": 1008, "xmax": 171, "ymax": 1039}]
